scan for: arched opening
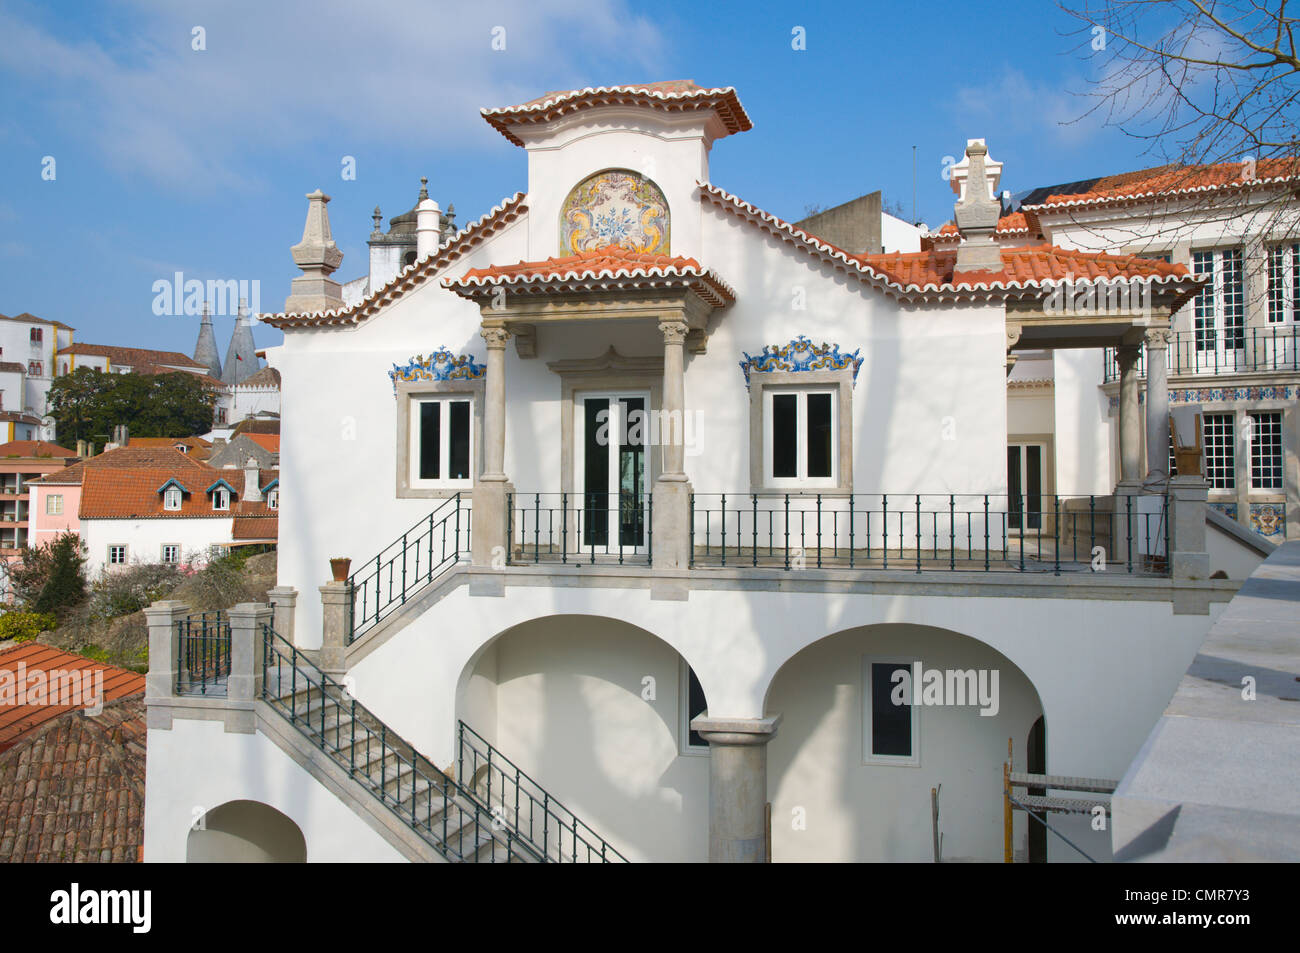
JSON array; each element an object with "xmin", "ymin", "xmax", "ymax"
[
  {"xmin": 764, "ymin": 623, "xmax": 1044, "ymax": 862},
  {"xmin": 1027, "ymin": 715, "xmax": 1048, "ymax": 863},
  {"xmin": 456, "ymin": 614, "xmax": 707, "ymax": 861},
  {"xmin": 402, "ymin": 250, "xmax": 417, "ymax": 268},
  {"xmin": 186, "ymin": 800, "xmax": 306, "ymax": 863}
]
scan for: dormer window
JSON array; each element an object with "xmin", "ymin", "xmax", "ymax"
[
  {"xmin": 164, "ymin": 487, "xmax": 182, "ymax": 510},
  {"xmin": 212, "ymin": 487, "xmax": 230, "ymax": 511},
  {"xmin": 266, "ymin": 489, "xmax": 279, "ymax": 510}
]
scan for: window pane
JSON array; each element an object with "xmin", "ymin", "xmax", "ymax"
[
  {"xmin": 419, "ymin": 401, "xmax": 440, "ymax": 480},
  {"xmin": 1250, "ymin": 412, "xmax": 1283, "ymax": 490},
  {"xmin": 448, "ymin": 400, "xmax": 470, "ymax": 480},
  {"xmin": 771, "ymin": 394, "xmax": 797, "ymax": 478},
  {"xmin": 1026, "ymin": 445, "xmax": 1042, "ymax": 530},
  {"xmin": 1007, "ymin": 446, "xmax": 1022, "ymax": 520},
  {"xmin": 1203, "ymin": 414, "xmax": 1235, "ymax": 489},
  {"xmin": 806, "ymin": 393, "xmax": 833, "ymax": 478},
  {"xmin": 583, "ymin": 398, "xmax": 609, "ymax": 546},
  {"xmin": 871, "ymin": 662, "xmax": 912, "ymax": 757}
]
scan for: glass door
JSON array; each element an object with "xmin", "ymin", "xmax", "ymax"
[
  {"xmin": 1008, "ymin": 443, "xmax": 1044, "ymax": 533},
  {"xmin": 1192, "ymin": 249, "xmax": 1246, "ymax": 371},
  {"xmin": 576, "ymin": 392, "xmax": 648, "ymax": 553}
]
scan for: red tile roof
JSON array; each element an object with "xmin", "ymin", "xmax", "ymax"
[
  {"xmin": 245, "ymin": 433, "xmax": 280, "ymax": 452},
  {"xmin": 0, "ymin": 695, "xmax": 145, "ymax": 862},
  {"xmin": 483, "ymin": 81, "xmax": 752, "ymax": 146},
  {"xmin": 262, "ymin": 192, "xmax": 528, "ymax": 329},
  {"xmin": 232, "ymin": 515, "xmax": 278, "ymax": 540},
  {"xmin": 0, "ymin": 644, "xmax": 144, "ymax": 753},
  {"xmin": 1024, "ymin": 158, "xmax": 1300, "ymax": 211},
  {"xmin": 59, "ymin": 343, "xmax": 206, "ymax": 369},
  {"xmin": 446, "ymin": 244, "xmax": 736, "ymax": 307},
  {"xmin": 933, "ymin": 212, "xmax": 1031, "ymax": 241},
  {"xmin": 30, "ymin": 445, "xmax": 210, "ymax": 487},
  {"xmin": 78, "ymin": 464, "xmax": 277, "ymax": 520},
  {"xmin": 0, "ymin": 312, "xmax": 75, "ymax": 331},
  {"xmin": 0, "ymin": 441, "xmax": 78, "ymax": 459},
  {"xmin": 237, "ymin": 366, "xmax": 281, "ymax": 388}
]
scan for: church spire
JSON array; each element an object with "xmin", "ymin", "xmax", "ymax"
[
  {"xmin": 222, "ymin": 299, "xmax": 259, "ymax": 385},
  {"xmin": 193, "ymin": 301, "xmax": 222, "ymax": 379}
]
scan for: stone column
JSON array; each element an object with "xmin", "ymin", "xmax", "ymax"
[
  {"xmin": 227, "ymin": 602, "xmax": 273, "ymax": 703},
  {"xmin": 691, "ymin": 714, "xmax": 781, "ymax": 862},
  {"xmin": 652, "ymin": 318, "xmax": 692, "ymax": 568},
  {"xmin": 267, "ymin": 585, "xmax": 298, "ymax": 644},
  {"xmin": 1169, "ymin": 475, "xmax": 1209, "ymax": 580},
  {"xmin": 473, "ymin": 324, "xmax": 512, "ymax": 567},
  {"xmin": 319, "ymin": 582, "xmax": 350, "ymax": 676},
  {"xmin": 1144, "ymin": 329, "xmax": 1172, "ymax": 479},
  {"xmin": 1116, "ymin": 345, "xmax": 1143, "ymax": 484},
  {"xmin": 143, "ymin": 600, "xmax": 189, "ymax": 702}
]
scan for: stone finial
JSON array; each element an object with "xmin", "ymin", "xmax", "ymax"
[
  {"xmin": 285, "ymin": 188, "xmax": 345, "ymax": 313},
  {"xmin": 418, "ymin": 176, "xmax": 429, "ymax": 201},
  {"xmin": 372, "ymin": 206, "xmax": 383, "ymax": 235},
  {"xmin": 953, "ymin": 139, "xmax": 1004, "ymax": 273}
]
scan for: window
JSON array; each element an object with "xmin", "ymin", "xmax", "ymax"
[
  {"xmin": 681, "ymin": 663, "xmax": 709, "ymax": 753},
  {"xmin": 266, "ymin": 489, "xmax": 279, "ymax": 510},
  {"xmin": 1249, "ymin": 412, "xmax": 1283, "ymax": 490},
  {"xmin": 863, "ymin": 658, "xmax": 920, "ymax": 766},
  {"xmin": 764, "ymin": 388, "xmax": 836, "ymax": 486},
  {"xmin": 27, "ymin": 361, "xmax": 42, "ymax": 377},
  {"xmin": 163, "ymin": 486, "xmax": 182, "ymax": 510},
  {"xmin": 161, "ymin": 544, "xmax": 180, "ymax": 564},
  {"xmin": 1268, "ymin": 244, "xmax": 1300, "ymax": 323},
  {"xmin": 108, "ymin": 545, "xmax": 127, "ymax": 565},
  {"xmin": 29, "ymin": 328, "xmax": 42, "ymax": 344},
  {"xmin": 45, "ymin": 494, "xmax": 62, "ymax": 515},
  {"xmin": 1192, "ymin": 249, "xmax": 1245, "ymax": 353},
  {"xmin": 1203, "ymin": 413, "xmax": 1235, "ymax": 489},
  {"xmin": 412, "ymin": 397, "xmax": 473, "ymax": 487},
  {"xmin": 212, "ymin": 487, "xmax": 230, "ymax": 510}
]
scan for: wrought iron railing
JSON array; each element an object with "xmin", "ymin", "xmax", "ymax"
[
  {"xmin": 175, "ymin": 610, "xmax": 231, "ymax": 696},
  {"xmin": 456, "ymin": 720, "xmax": 628, "ymax": 863},
  {"xmin": 348, "ymin": 494, "xmax": 469, "ymax": 643},
  {"xmin": 1103, "ymin": 327, "xmax": 1300, "ymax": 381},
  {"xmin": 260, "ymin": 623, "xmax": 541, "ymax": 863},
  {"xmin": 690, "ymin": 492, "xmax": 1171, "ymax": 576},
  {"xmin": 507, "ymin": 492, "xmax": 652, "ymax": 566}
]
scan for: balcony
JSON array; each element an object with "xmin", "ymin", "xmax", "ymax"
[{"xmin": 1104, "ymin": 327, "xmax": 1300, "ymax": 381}]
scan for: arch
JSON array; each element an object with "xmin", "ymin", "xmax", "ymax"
[
  {"xmin": 454, "ymin": 613, "xmax": 708, "ymax": 861},
  {"xmin": 559, "ymin": 169, "xmax": 670, "ymax": 255},
  {"xmin": 763, "ymin": 622, "xmax": 1045, "ymax": 862},
  {"xmin": 186, "ymin": 799, "xmax": 307, "ymax": 863}
]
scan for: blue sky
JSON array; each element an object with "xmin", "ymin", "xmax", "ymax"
[{"xmin": 0, "ymin": 0, "xmax": 1161, "ymax": 355}]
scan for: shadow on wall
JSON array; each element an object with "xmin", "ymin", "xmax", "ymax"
[{"xmin": 186, "ymin": 799, "xmax": 307, "ymax": 863}]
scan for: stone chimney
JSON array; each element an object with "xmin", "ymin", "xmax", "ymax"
[
  {"xmin": 194, "ymin": 302, "xmax": 222, "ymax": 379},
  {"xmin": 243, "ymin": 456, "xmax": 262, "ymax": 503},
  {"xmin": 951, "ymin": 139, "xmax": 1004, "ymax": 273},
  {"xmin": 76, "ymin": 439, "xmax": 87, "ymax": 458},
  {"xmin": 416, "ymin": 177, "xmax": 441, "ymax": 261},
  {"xmin": 222, "ymin": 299, "xmax": 259, "ymax": 386},
  {"xmin": 284, "ymin": 188, "xmax": 344, "ymax": 314}
]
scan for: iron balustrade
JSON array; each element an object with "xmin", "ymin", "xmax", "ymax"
[
  {"xmin": 507, "ymin": 492, "xmax": 653, "ymax": 566},
  {"xmin": 347, "ymin": 494, "xmax": 470, "ymax": 643},
  {"xmin": 175, "ymin": 611, "xmax": 231, "ymax": 696},
  {"xmin": 260, "ymin": 623, "xmax": 542, "ymax": 863},
  {"xmin": 456, "ymin": 721, "xmax": 628, "ymax": 862},
  {"xmin": 689, "ymin": 492, "xmax": 1170, "ymax": 576},
  {"xmin": 1103, "ymin": 327, "xmax": 1300, "ymax": 381}
]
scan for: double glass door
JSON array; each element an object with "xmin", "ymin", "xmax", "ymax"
[
  {"xmin": 1008, "ymin": 443, "xmax": 1044, "ymax": 532},
  {"xmin": 576, "ymin": 392, "xmax": 648, "ymax": 551}
]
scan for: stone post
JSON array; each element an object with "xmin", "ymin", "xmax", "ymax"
[
  {"xmin": 691, "ymin": 714, "xmax": 781, "ymax": 862},
  {"xmin": 1169, "ymin": 475, "xmax": 1209, "ymax": 580},
  {"xmin": 319, "ymin": 582, "xmax": 350, "ymax": 677},
  {"xmin": 267, "ymin": 585, "xmax": 298, "ymax": 644},
  {"xmin": 473, "ymin": 324, "xmax": 512, "ymax": 568},
  {"xmin": 227, "ymin": 602, "xmax": 272, "ymax": 703},
  {"xmin": 1116, "ymin": 344, "xmax": 1143, "ymax": 484},
  {"xmin": 1145, "ymin": 329, "xmax": 1172, "ymax": 479},
  {"xmin": 652, "ymin": 317, "xmax": 692, "ymax": 569},
  {"xmin": 144, "ymin": 600, "xmax": 189, "ymax": 702}
]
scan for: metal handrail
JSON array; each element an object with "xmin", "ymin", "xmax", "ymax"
[
  {"xmin": 1103, "ymin": 326, "xmax": 1300, "ymax": 381},
  {"xmin": 175, "ymin": 611, "xmax": 231, "ymax": 696},
  {"xmin": 260, "ymin": 623, "xmax": 542, "ymax": 863},
  {"xmin": 507, "ymin": 491, "xmax": 653, "ymax": 566},
  {"xmin": 457, "ymin": 720, "xmax": 628, "ymax": 863},
  {"xmin": 347, "ymin": 494, "xmax": 469, "ymax": 643}
]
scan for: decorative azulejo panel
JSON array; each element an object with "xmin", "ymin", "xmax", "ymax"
[
  {"xmin": 1170, "ymin": 385, "xmax": 1296, "ymax": 403},
  {"xmin": 560, "ymin": 170, "xmax": 670, "ymax": 255},
  {"xmin": 389, "ymin": 347, "xmax": 485, "ymax": 394},
  {"xmin": 1250, "ymin": 502, "xmax": 1286, "ymax": 540},
  {"xmin": 1209, "ymin": 502, "xmax": 1238, "ymax": 521},
  {"xmin": 739, "ymin": 335, "xmax": 863, "ymax": 388}
]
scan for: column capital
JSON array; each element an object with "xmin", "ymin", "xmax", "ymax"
[
  {"xmin": 1115, "ymin": 343, "xmax": 1141, "ymax": 369},
  {"xmin": 480, "ymin": 324, "xmax": 511, "ymax": 349},
  {"xmin": 1143, "ymin": 327, "xmax": 1172, "ymax": 349},
  {"xmin": 691, "ymin": 713, "xmax": 782, "ymax": 746},
  {"xmin": 658, "ymin": 318, "xmax": 689, "ymax": 345}
]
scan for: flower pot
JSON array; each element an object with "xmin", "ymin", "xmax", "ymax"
[{"xmin": 329, "ymin": 558, "xmax": 351, "ymax": 582}]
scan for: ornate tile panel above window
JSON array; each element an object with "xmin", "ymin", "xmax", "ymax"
[
  {"xmin": 391, "ymin": 347, "xmax": 486, "ymax": 499},
  {"xmin": 740, "ymin": 336, "xmax": 861, "ymax": 494}
]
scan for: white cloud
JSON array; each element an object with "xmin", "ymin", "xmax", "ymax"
[
  {"xmin": 953, "ymin": 67, "xmax": 1102, "ymax": 146},
  {"xmin": 0, "ymin": 0, "xmax": 667, "ymax": 190}
]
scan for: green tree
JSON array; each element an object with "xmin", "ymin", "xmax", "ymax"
[
  {"xmin": 10, "ymin": 532, "xmax": 86, "ymax": 613},
  {"xmin": 47, "ymin": 368, "xmax": 217, "ymax": 448}
]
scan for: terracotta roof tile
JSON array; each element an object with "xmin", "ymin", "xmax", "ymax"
[
  {"xmin": 232, "ymin": 515, "xmax": 277, "ymax": 540},
  {"xmin": 30, "ymin": 445, "xmax": 210, "ymax": 487},
  {"xmin": 59, "ymin": 343, "xmax": 206, "ymax": 369},
  {"xmin": 237, "ymin": 366, "xmax": 281, "ymax": 388},
  {"xmin": 245, "ymin": 433, "xmax": 279, "ymax": 452},
  {"xmin": 933, "ymin": 212, "xmax": 1031, "ymax": 241},
  {"xmin": 0, "ymin": 441, "xmax": 78, "ymax": 459},
  {"xmin": 1024, "ymin": 158, "xmax": 1300, "ymax": 210},
  {"xmin": 483, "ymin": 82, "xmax": 751, "ymax": 146}
]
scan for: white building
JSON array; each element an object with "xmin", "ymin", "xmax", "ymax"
[
  {"xmin": 144, "ymin": 83, "xmax": 1258, "ymax": 864},
  {"xmin": 0, "ymin": 311, "xmax": 75, "ymax": 439}
]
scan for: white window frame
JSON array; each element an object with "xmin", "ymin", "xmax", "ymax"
[
  {"xmin": 161, "ymin": 544, "xmax": 180, "ymax": 564},
  {"xmin": 1248, "ymin": 411, "xmax": 1283, "ymax": 491},
  {"xmin": 409, "ymin": 395, "xmax": 475, "ymax": 490},
  {"xmin": 45, "ymin": 494, "xmax": 62, "ymax": 516},
  {"xmin": 163, "ymin": 486, "xmax": 182, "ymax": 511},
  {"xmin": 1203, "ymin": 413, "xmax": 1236, "ymax": 490},
  {"xmin": 762, "ymin": 386, "xmax": 838, "ymax": 489},
  {"xmin": 266, "ymin": 489, "xmax": 279, "ymax": 510},
  {"xmin": 1191, "ymin": 248, "xmax": 1245, "ymax": 356},
  {"xmin": 862, "ymin": 656, "xmax": 921, "ymax": 767},
  {"xmin": 1267, "ymin": 243, "xmax": 1300, "ymax": 324},
  {"xmin": 212, "ymin": 486, "xmax": 230, "ymax": 511},
  {"xmin": 108, "ymin": 544, "xmax": 127, "ymax": 566},
  {"xmin": 396, "ymin": 380, "xmax": 484, "ymax": 499}
]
